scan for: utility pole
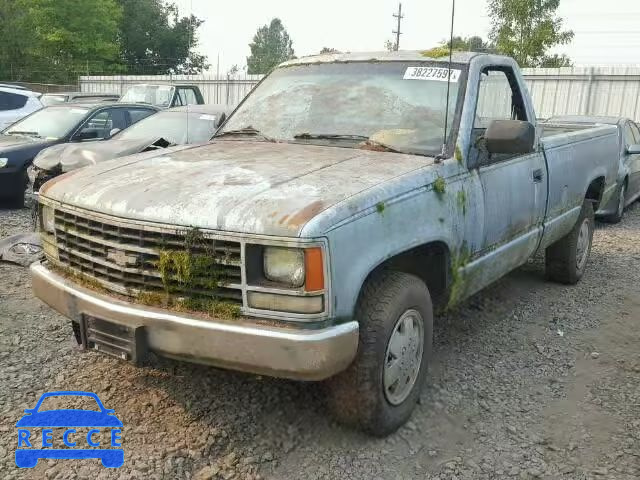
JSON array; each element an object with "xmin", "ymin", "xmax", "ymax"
[{"xmin": 392, "ymin": 3, "xmax": 404, "ymax": 51}]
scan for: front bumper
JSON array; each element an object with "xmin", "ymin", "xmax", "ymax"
[
  {"xmin": 31, "ymin": 262, "xmax": 359, "ymax": 381},
  {"xmin": 0, "ymin": 166, "xmax": 25, "ymax": 198}
]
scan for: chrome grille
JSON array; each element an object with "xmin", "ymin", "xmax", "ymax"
[{"xmin": 51, "ymin": 209, "xmax": 242, "ymax": 303}]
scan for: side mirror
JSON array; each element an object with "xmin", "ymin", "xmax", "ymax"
[
  {"xmin": 109, "ymin": 128, "xmax": 121, "ymax": 138},
  {"xmin": 485, "ymin": 120, "xmax": 536, "ymax": 155},
  {"xmin": 74, "ymin": 130, "xmax": 99, "ymax": 142},
  {"xmin": 626, "ymin": 144, "xmax": 640, "ymax": 155}
]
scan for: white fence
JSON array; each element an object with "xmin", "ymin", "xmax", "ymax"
[
  {"xmin": 80, "ymin": 67, "xmax": 640, "ymax": 121},
  {"xmin": 523, "ymin": 66, "xmax": 640, "ymax": 121},
  {"xmin": 79, "ymin": 73, "xmax": 263, "ymax": 107}
]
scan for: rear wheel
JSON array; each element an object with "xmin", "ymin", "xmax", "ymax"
[
  {"xmin": 546, "ymin": 200, "xmax": 594, "ymax": 284},
  {"xmin": 325, "ymin": 271, "xmax": 433, "ymax": 436}
]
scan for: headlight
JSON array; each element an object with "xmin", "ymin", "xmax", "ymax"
[
  {"xmin": 27, "ymin": 165, "xmax": 37, "ymax": 185},
  {"xmin": 41, "ymin": 205, "xmax": 55, "ymax": 233},
  {"xmin": 263, "ymin": 247, "xmax": 305, "ymax": 287},
  {"xmin": 0, "ymin": 158, "xmax": 8, "ymax": 168}
]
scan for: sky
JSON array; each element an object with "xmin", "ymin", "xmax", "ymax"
[{"xmin": 173, "ymin": 0, "xmax": 640, "ymax": 73}]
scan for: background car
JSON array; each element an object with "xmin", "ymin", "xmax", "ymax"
[
  {"xmin": 546, "ymin": 115, "xmax": 640, "ymax": 223},
  {"xmin": 0, "ymin": 102, "xmax": 158, "ymax": 207},
  {"xmin": 40, "ymin": 92, "xmax": 120, "ymax": 106},
  {"xmin": 119, "ymin": 83, "xmax": 205, "ymax": 108},
  {"xmin": 0, "ymin": 86, "xmax": 43, "ymax": 130},
  {"xmin": 32, "ymin": 104, "xmax": 229, "ymax": 189}
]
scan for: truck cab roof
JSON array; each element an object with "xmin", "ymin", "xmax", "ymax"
[{"xmin": 280, "ymin": 50, "xmax": 505, "ymax": 67}]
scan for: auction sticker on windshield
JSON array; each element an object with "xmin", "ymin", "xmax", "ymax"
[{"xmin": 403, "ymin": 67, "xmax": 461, "ymax": 82}]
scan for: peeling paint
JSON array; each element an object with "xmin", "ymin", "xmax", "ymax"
[{"xmin": 284, "ymin": 200, "xmax": 327, "ymax": 228}]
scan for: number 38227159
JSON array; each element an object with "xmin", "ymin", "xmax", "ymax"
[{"xmin": 403, "ymin": 67, "xmax": 461, "ymax": 83}]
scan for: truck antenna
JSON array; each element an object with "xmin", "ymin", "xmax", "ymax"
[{"xmin": 436, "ymin": 0, "xmax": 456, "ymax": 163}]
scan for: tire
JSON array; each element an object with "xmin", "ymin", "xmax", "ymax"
[
  {"xmin": 546, "ymin": 200, "xmax": 595, "ymax": 284},
  {"xmin": 604, "ymin": 182, "xmax": 626, "ymax": 224},
  {"xmin": 325, "ymin": 270, "xmax": 433, "ymax": 436}
]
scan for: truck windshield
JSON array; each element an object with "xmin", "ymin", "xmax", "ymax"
[
  {"xmin": 220, "ymin": 62, "xmax": 465, "ymax": 156},
  {"xmin": 120, "ymin": 85, "xmax": 174, "ymax": 107}
]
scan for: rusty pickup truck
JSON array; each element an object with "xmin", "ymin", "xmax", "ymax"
[{"xmin": 32, "ymin": 52, "xmax": 619, "ymax": 436}]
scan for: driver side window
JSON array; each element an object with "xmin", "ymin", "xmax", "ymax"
[
  {"xmin": 472, "ymin": 67, "xmax": 528, "ymax": 165},
  {"xmin": 475, "ymin": 69, "xmax": 527, "ymax": 130},
  {"xmin": 75, "ymin": 110, "xmax": 113, "ymax": 141}
]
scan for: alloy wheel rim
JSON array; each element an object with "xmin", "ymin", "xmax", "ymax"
[
  {"xmin": 383, "ymin": 309, "xmax": 424, "ymax": 406},
  {"xmin": 576, "ymin": 219, "xmax": 591, "ymax": 271}
]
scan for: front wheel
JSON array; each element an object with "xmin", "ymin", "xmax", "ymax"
[
  {"xmin": 325, "ymin": 271, "xmax": 433, "ymax": 436},
  {"xmin": 546, "ymin": 200, "xmax": 595, "ymax": 284}
]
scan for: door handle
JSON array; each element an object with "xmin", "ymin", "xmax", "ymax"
[{"xmin": 532, "ymin": 169, "xmax": 544, "ymax": 183}]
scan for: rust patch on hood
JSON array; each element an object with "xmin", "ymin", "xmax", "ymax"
[
  {"xmin": 39, "ymin": 169, "xmax": 83, "ymax": 196},
  {"xmin": 282, "ymin": 200, "xmax": 327, "ymax": 228}
]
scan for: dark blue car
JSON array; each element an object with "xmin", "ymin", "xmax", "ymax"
[{"xmin": 15, "ymin": 391, "xmax": 123, "ymax": 468}]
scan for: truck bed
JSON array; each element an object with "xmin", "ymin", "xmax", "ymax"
[
  {"xmin": 538, "ymin": 123, "xmax": 619, "ymax": 249},
  {"xmin": 539, "ymin": 122, "xmax": 604, "ymax": 138}
]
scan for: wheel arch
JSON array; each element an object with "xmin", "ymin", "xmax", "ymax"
[
  {"xmin": 355, "ymin": 240, "xmax": 452, "ymax": 313},
  {"xmin": 585, "ymin": 175, "xmax": 606, "ymax": 210}
]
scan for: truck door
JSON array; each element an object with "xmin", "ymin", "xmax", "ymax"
[{"xmin": 471, "ymin": 67, "xmax": 548, "ymax": 268}]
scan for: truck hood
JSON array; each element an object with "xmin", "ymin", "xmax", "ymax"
[
  {"xmin": 34, "ymin": 137, "xmax": 165, "ymax": 172},
  {"xmin": 41, "ymin": 140, "xmax": 434, "ymax": 236}
]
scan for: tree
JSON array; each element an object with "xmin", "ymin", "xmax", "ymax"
[
  {"xmin": 540, "ymin": 54, "xmax": 572, "ymax": 67},
  {"xmin": 447, "ymin": 36, "xmax": 495, "ymax": 53},
  {"xmin": 116, "ymin": 0, "xmax": 208, "ymax": 74},
  {"xmin": 0, "ymin": 0, "xmax": 34, "ymax": 79},
  {"xmin": 319, "ymin": 47, "xmax": 340, "ymax": 54},
  {"xmin": 0, "ymin": 0, "xmax": 123, "ymax": 83},
  {"xmin": 247, "ymin": 18, "xmax": 295, "ymax": 74},
  {"xmin": 488, "ymin": 0, "xmax": 574, "ymax": 67}
]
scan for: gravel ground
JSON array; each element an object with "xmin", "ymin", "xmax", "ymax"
[{"xmin": 1, "ymin": 195, "xmax": 639, "ymax": 480}]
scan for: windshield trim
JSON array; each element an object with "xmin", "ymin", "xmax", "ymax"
[{"xmin": 221, "ymin": 60, "xmax": 469, "ymax": 158}]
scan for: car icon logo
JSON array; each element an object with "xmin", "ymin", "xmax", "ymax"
[{"xmin": 15, "ymin": 391, "xmax": 124, "ymax": 468}]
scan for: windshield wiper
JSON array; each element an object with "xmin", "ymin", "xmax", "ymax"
[
  {"xmin": 6, "ymin": 131, "xmax": 42, "ymax": 138},
  {"xmin": 293, "ymin": 133, "xmax": 401, "ymax": 153},
  {"xmin": 215, "ymin": 126, "xmax": 275, "ymax": 142},
  {"xmin": 294, "ymin": 133, "xmax": 369, "ymax": 141}
]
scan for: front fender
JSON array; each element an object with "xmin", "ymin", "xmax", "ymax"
[{"xmin": 319, "ymin": 171, "xmax": 481, "ymax": 320}]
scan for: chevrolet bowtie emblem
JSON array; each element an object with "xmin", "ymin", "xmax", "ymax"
[{"xmin": 106, "ymin": 249, "xmax": 140, "ymax": 268}]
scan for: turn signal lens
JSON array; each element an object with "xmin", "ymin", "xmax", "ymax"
[{"xmin": 304, "ymin": 247, "xmax": 324, "ymax": 292}]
